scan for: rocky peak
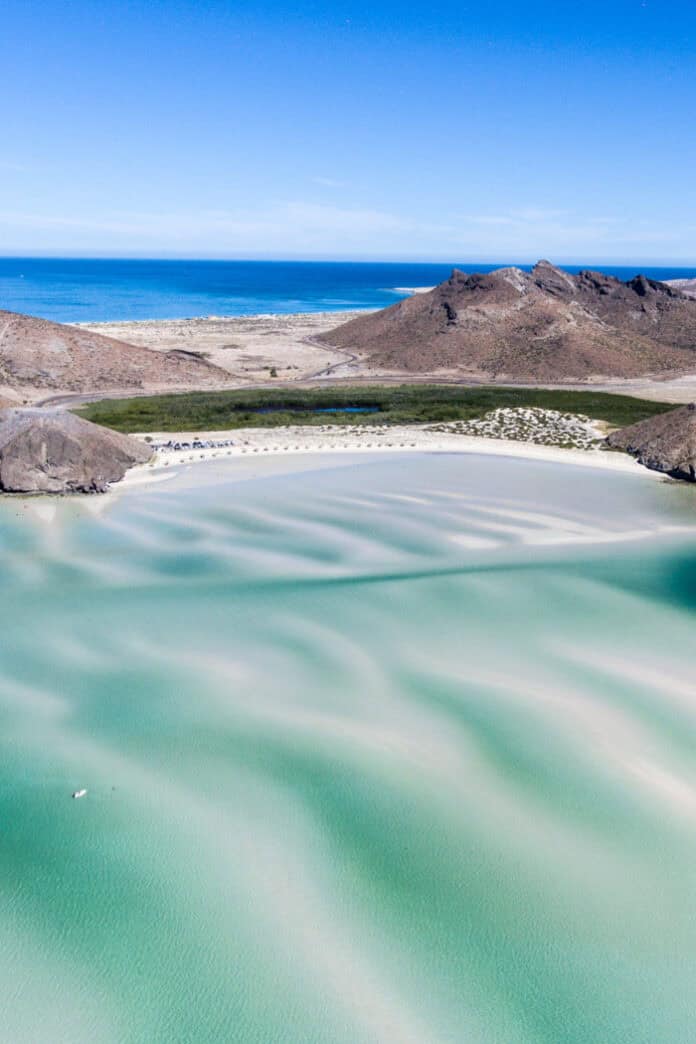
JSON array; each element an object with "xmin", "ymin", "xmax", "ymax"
[
  {"xmin": 626, "ymin": 274, "xmax": 685, "ymax": 300},
  {"xmin": 497, "ymin": 267, "xmax": 529, "ymax": 293},
  {"xmin": 532, "ymin": 260, "xmax": 576, "ymax": 297},
  {"xmin": 444, "ymin": 269, "xmax": 472, "ymax": 290},
  {"xmin": 628, "ymin": 274, "xmax": 653, "ymax": 297},
  {"xmin": 577, "ymin": 269, "xmax": 619, "ymax": 296}
]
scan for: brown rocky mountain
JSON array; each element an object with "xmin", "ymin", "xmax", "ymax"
[
  {"xmin": 607, "ymin": 402, "xmax": 696, "ymax": 482},
  {"xmin": 323, "ymin": 261, "xmax": 696, "ymax": 381},
  {"xmin": 0, "ymin": 407, "xmax": 153, "ymax": 493},
  {"xmin": 0, "ymin": 308, "xmax": 230, "ymax": 401}
]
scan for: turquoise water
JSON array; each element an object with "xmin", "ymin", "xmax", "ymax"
[
  {"xmin": 1, "ymin": 258, "xmax": 694, "ymax": 323},
  {"xmin": 2, "ymin": 452, "xmax": 696, "ymax": 1042}
]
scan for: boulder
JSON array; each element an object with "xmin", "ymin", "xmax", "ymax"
[
  {"xmin": 606, "ymin": 403, "xmax": 696, "ymax": 481},
  {"xmin": 0, "ymin": 408, "xmax": 153, "ymax": 494}
]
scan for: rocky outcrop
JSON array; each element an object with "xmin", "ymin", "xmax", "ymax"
[
  {"xmin": 323, "ymin": 261, "xmax": 696, "ymax": 381},
  {"xmin": 606, "ymin": 403, "xmax": 696, "ymax": 481},
  {"xmin": 0, "ymin": 308, "xmax": 230, "ymax": 400},
  {"xmin": 0, "ymin": 408, "xmax": 153, "ymax": 493}
]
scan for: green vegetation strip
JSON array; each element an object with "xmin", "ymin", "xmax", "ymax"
[{"xmin": 76, "ymin": 385, "xmax": 673, "ymax": 434}]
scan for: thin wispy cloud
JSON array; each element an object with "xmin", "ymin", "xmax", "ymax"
[
  {"xmin": 1, "ymin": 200, "xmax": 693, "ymax": 261},
  {"xmin": 0, "ymin": 201, "xmax": 412, "ymax": 253},
  {"xmin": 442, "ymin": 207, "xmax": 662, "ymax": 257}
]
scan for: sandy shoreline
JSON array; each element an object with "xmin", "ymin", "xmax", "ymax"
[{"xmin": 120, "ymin": 423, "xmax": 659, "ymax": 488}]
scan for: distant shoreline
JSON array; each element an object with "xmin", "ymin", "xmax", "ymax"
[
  {"xmin": 75, "ymin": 306, "xmax": 375, "ymax": 329},
  {"xmin": 4, "ymin": 258, "xmax": 695, "ymax": 327}
]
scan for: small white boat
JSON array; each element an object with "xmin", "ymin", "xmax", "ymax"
[{"xmin": 72, "ymin": 789, "xmax": 88, "ymax": 799}]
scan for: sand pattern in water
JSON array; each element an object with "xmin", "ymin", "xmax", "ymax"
[{"xmin": 1, "ymin": 452, "xmax": 696, "ymax": 1043}]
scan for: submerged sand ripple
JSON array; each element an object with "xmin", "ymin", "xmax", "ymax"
[{"xmin": 1, "ymin": 454, "xmax": 696, "ymax": 1042}]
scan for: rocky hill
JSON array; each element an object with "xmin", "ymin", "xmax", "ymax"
[
  {"xmin": 607, "ymin": 402, "xmax": 696, "ymax": 481},
  {"xmin": 0, "ymin": 308, "xmax": 230, "ymax": 402},
  {"xmin": 0, "ymin": 407, "xmax": 152, "ymax": 493},
  {"xmin": 323, "ymin": 261, "xmax": 696, "ymax": 381}
]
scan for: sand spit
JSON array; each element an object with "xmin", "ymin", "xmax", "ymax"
[{"xmin": 390, "ymin": 286, "xmax": 436, "ymax": 295}]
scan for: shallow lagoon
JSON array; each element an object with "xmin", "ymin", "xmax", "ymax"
[{"xmin": 1, "ymin": 452, "xmax": 696, "ymax": 1043}]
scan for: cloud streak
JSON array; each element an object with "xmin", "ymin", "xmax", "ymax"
[{"xmin": 0, "ymin": 200, "xmax": 693, "ymax": 261}]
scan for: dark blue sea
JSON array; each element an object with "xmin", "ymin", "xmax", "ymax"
[{"xmin": 1, "ymin": 258, "xmax": 694, "ymax": 324}]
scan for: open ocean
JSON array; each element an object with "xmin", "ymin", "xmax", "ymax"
[
  {"xmin": 1, "ymin": 258, "xmax": 695, "ymax": 324},
  {"xmin": 2, "ymin": 451, "xmax": 696, "ymax": 1043}
]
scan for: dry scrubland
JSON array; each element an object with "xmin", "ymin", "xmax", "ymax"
[{"xmin": 80, "ymin": 311, "xmax": 357, "ymax": 385}]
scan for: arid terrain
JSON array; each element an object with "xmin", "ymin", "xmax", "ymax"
[
  {"xmin": 322, "ymin": 261, "xmax": 696, "ymax": 383},
  {"xmin": 76, "ymin": 264, "xmax": 696, "ymax": 405},
  {"xmin": 80, "ymin": 311, "xmax": 358, "ymax": 387},
  {"xmin": 0, "ymin": 308, "xmax": 231, "ymax": 405},
  {"xmin": 6, "ymin": 265, "xmax": 696, "ymax": 409}
]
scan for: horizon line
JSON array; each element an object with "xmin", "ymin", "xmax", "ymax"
[{"xmin": 1, "ymin": 254, "xmax": 695, "ymax": 269}]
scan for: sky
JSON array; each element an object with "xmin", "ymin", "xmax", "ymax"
[{"xmin": 1, "ymin": 0, "xmax": 695, "ymax": 263}]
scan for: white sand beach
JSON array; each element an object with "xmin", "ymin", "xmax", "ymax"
[{"xmin": 122, "ymin": 422, "xmax": 659, "ymax": 488}]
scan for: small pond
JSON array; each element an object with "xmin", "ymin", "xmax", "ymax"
[{"xmin": 252, "ymin": 406, "xmax": 381, "ymax": 415}]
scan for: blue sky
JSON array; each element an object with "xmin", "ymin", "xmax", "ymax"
[{"xmin": 1, "ymin": 0, "xmax": 695, "ymax": 262}]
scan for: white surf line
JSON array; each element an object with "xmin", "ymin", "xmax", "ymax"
[{"xmin": 390, "ymin": 286, "xmax": 436, "ymax": 294}]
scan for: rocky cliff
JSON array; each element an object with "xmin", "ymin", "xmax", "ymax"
[
  {"xmin": 0, "ymin": 408, "xmax": 153, "ymax": 493},
  {"xmin": 607, "ymin": 403, "xmax": 696, "ymax": 481}
]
